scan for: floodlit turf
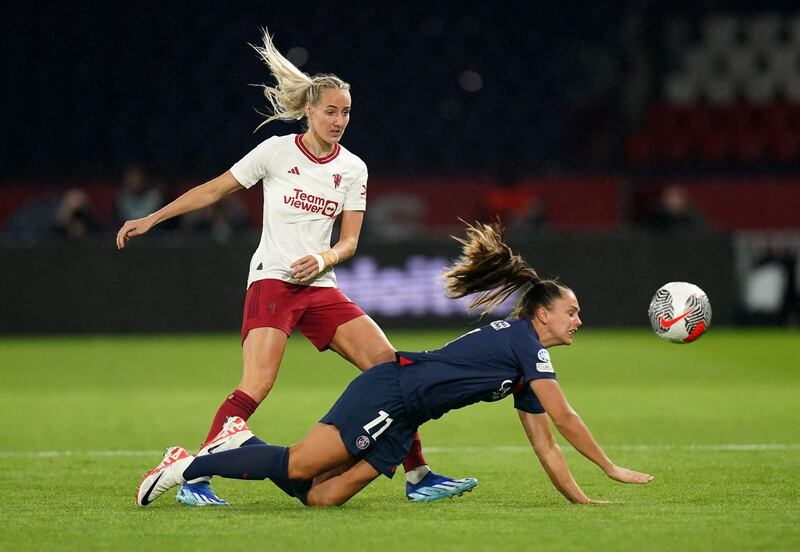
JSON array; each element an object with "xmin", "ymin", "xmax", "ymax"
[{"xmin": 1, "ymin": 328, "xmax": 799, "ymax": 551}]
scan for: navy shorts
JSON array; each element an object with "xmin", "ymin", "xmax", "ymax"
[{"xmin": 320, "ymin": 362, "xmax": 416, "ymax": 478}]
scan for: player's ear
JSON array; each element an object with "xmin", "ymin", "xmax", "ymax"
[
  {"xmin": 536, "ymin": 305, "xmax": 550, "ymax": 324},
  {"xmin": 305, "ymin": 101, "xmax": 313, "ymax": 119}
]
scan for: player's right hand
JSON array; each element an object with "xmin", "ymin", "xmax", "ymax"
[
  {"xmin": 116, "ymin": 216, "xmax": 156, "ymax": 250},
  {"xmin": 605, "ymin": 465, "xmax": 654, "ymax": 484},
  {"xmin": 290, "ymin": 254, "xmax": 322, "ymax": 283}
]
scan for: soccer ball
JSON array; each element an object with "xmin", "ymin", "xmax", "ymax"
[{"xmin": 648, "ymin": 282, "xmax": 712, "ymax": 343}]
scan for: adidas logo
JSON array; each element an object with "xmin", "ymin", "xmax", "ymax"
[{"xmin": 287, "ymin": 166, "xmax": 300, "ymax": 175}]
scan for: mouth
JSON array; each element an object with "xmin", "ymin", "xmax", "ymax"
[{"xmin": 567, "ymin": 329, "xmax": 577, "ymax": 337}]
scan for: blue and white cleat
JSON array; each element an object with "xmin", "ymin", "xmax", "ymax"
[
  {"xmin": 176, "ymin": 481, "xmax": 229, "ymax": 506},
  {"xmin": 176, "ymin": 416, "xmax": 254, "ymax": 507},
  {"xmin": 406, "ymin": 471, "xmax": 479, "ymax": 503},
  {"xmin": 136, "ymin": 446, "xmax": 194, "ymax": 507}
]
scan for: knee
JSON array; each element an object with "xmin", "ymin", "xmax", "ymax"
[{"xmin": 305, "ymin": 488, "xmax": 347, "ymax": 507}]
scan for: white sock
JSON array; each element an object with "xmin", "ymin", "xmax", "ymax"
[{"xmin": 405, "ymin": 464, "xmax": 431, "ymax": 484}]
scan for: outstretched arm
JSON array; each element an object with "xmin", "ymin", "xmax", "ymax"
[
  {"xmin": 291, "ymin": 210, "xmax": 364, "ymax": 283},
  {"xmin": 116, "ymin": 170, "xmax": 243, "ymax": 249},
  {"xmin": 531, "ymin": 379, "xmax": 654, "ymax": 485},
  {"xmin": 517, "ymin": 410, "xmax": 599, "ymax": 504}
]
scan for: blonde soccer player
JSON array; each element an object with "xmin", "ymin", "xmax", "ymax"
[{"xmin": 117, "ymin": 29, "xmax": 475, "ymax": 506}]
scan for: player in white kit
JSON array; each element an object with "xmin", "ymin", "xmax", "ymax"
[{"xmin": 117, "ymin": 29, "xmax": 476, "ymax": 506}]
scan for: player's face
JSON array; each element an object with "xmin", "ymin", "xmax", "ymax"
[
  {"xmin": 307, "ymin": 88, "xmax": 351, "ymax": 145},
  {"xmin": 547, "ymin": 290, "xmax": 582, "ymax": 346}
]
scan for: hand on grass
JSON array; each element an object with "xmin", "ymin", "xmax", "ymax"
[{"xmin": 605, "ymin": 465, "xmax": 654, "ymax": 484}]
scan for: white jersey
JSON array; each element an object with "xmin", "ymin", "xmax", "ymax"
[{"xmin": 230, "ymin": 134, "xmax": 367, "ymax": 288}]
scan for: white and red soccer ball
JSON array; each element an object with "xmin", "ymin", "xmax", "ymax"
[{"xmin": 648, "ymin": 282, "xmax": 712, "ymax": 343}]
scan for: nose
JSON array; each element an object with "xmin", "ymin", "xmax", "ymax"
[{"xmin": 575, "ymin": 315, "xmax": 582, "ymax": 327}]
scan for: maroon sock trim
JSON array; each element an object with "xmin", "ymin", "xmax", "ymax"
[
  {"xmin": 402, "ymin": 432, "xmax": 428, "ymax": 472},
  {"xmin": 203, "ymin": 389, "xmax": 260, "ymax": 445}
]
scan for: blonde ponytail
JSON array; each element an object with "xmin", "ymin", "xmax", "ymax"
[{"xmin": 251, "ymin": 28, "xmax": 351, "ymax": 129}]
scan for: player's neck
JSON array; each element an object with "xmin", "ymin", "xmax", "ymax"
[{"xmin": 300, "ymin": 132, "xmax": 335, "ymax": 158}]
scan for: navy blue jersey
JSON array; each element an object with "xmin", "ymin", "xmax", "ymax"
[{"xmin": 396, "ymin": 319, "xmax": 557, "ymax": 424}]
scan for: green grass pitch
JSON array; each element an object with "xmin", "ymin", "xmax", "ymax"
[{"xmin": 1, "ymin": 328, "xmax": 799, "ymax": 551}]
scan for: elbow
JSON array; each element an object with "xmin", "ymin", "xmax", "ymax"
[
  {"xmin": 552, "ymin": 411, "xmax": 581, "ymax": 433},
  {"xmin": 533, "ymin": 438, "xmax": 558, "ymax": 459},
  {"xmin": 207, "ymin": 177, "xmax": 236, "ymax": 202},
  {"xmin": 212, "ymin": 185, "xmax": 231, "ymax": 202}
]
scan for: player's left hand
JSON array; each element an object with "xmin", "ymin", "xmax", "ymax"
[
  {"xmin": 605, "ymin": 465, "xmax": 654, "ymax": 484},
  {"xmin": 290, "ymin": 255, "xmax": 322, "ymax": 283}
]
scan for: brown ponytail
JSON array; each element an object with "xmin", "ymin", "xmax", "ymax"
[{"xmin": 443, "ymin": 221, "xmax": 570, "ymax": 318}]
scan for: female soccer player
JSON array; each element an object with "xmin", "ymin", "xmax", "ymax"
[
  {"xmin": 117, "ymin": 29, "xmax": 473, "ymax": 506},
  {"xmin": 136, "ymin": 222, "xmax": 655, "ymax": 508}
]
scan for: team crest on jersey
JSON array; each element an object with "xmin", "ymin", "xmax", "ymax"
[
  {"xmin": 333, "ymin": 173, "xmax": 342, "ymax": 189},
  {"xmin": 537, "ymin": 349, "xmax": 550, "ymax": 362},
  {"xmin": 355, "ymin": 435, "xmax": 371, "ymax": 450}
]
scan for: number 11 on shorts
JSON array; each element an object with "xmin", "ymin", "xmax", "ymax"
[{"xmin": 363, "ymin": 410, "xmax": 393, "ymax": 439}]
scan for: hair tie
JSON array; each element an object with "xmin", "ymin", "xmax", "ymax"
[{"xmin": 517, "ymin": 280, "xmax": 535, "ymax": 297}]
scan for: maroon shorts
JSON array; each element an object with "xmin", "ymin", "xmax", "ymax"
[{"xmin": 241, "ymin": 278, "xmax": 366, "ymax": 350}]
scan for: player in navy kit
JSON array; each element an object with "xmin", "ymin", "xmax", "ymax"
[
  {"xmin": 137, "ymin": 222, "xmax": 654, "ymax": 507},
  {"xmin": 117, "ymin": 29, "xmax": 473, "ymax": 506}
]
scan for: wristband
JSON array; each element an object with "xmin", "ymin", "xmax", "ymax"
[{"xmin": 312, "ymin": 254, "xmax": 325, "ymax": 273}]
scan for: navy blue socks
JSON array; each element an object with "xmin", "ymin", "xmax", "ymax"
[
  {"xmin": 182, "ymin": 436, "xmax": 312, "ymax": 504},
  {"xmin": 182, "ymin": 444, "xmax": 289, "ymax": 482},
  {"xmin": 241, "ymin": 436, "xmax": 312, "ymax": 504}
]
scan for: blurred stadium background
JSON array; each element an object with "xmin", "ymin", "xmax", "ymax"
[
  {"xmin": 3, "ymin": 4, "xmax": 800, "ymax": 550},
  {"xmin": 2, "ymin": 0, "xmax": 799, "ymax": 332}
]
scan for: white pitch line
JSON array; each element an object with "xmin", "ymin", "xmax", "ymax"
[
  {"xmin": 0, "ymin": 444, "xmax": 798, "ymax": 459},
  {"xmin": 0, "ymin": 450, "xmax": 163, "ymax": 458},
  {"xmin": 426, "ymin": 444, "xmax": 800, "ymax": 453}
]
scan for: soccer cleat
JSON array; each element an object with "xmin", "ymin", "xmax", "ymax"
[
  {"xmin": 175, "ymin": 416, "xmax": 253, "ymax": 507},
  {"xmin": 406, "ymin": 471, "xmax": 479, "ymax": 503},
  {"xmin": 175, "ymin": 481, "xmax": 229, "ymax": 506},
  {"xmin": 136, "ymin": 446, "xmax": 194, "ymax": 507}
]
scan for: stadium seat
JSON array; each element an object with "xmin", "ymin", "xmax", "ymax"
[{"xmin": 627, "ymin": 11, "xmax": 800, "ymax": 165}]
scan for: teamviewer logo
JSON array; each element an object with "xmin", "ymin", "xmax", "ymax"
[
  {"xmin": 322, "ymin": 200, "xmax": 338, "ymax": 217},
  {"xmin": 284, "ymin": 188, "xmax": 339, "ymax": 218}
]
